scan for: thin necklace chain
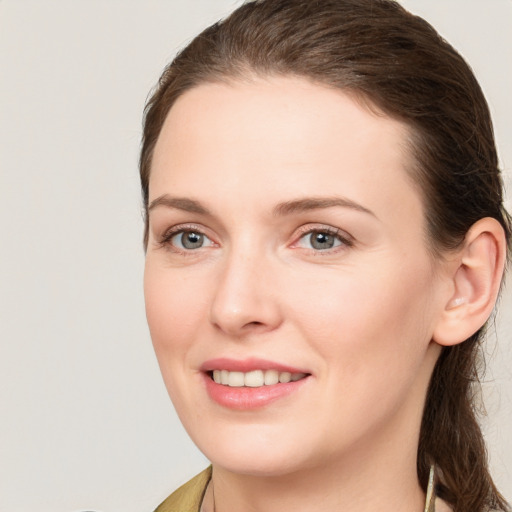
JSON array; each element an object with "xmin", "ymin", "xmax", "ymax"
[{"xmin": 206, "ymin": 465, "xmax": 436, "ymax": 512}]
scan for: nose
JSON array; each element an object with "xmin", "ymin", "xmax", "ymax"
[{"xmin": 209, "ymin": 248, "xmax": 283, "ymax": 337}]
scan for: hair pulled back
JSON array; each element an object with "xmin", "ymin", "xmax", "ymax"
[{"xmin": 140, "ymin": 1, "xmax": 511, "ymax": 510}]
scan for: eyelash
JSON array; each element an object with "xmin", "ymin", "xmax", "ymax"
[
  {"xmin": 292, "ymin": 225, "xmax": 354, "ymax": 254},
  {"xmin": 157, "ymin": 224, "xmax": 354, "ymax": 255},
  {"xmin": 158, "ymin": 224, "xmax": 217, "ymax": 254}
]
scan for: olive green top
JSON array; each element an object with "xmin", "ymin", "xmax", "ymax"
[{"xmin": 154, "ymin": 467, "xmax": 212, "ymax": 512}]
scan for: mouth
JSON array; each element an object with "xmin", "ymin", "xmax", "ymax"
[
  {"xmin": 209, "ymin": 369, "xmax": 308, "ymax": 387},
  {"xmin": 201, "ymin": 358, "xmax": 312, "ymax": 410}
]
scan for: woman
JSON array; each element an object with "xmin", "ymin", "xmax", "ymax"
[{"xmin": 140, "ymin": 1, "xmax": 511, "ymax": 511}]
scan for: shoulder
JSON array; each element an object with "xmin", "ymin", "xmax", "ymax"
[{"xmin": 154, "ymin": 466, "xmax": 212, "ymax": 512}]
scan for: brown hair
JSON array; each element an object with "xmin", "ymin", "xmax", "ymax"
[{"xmin": 139, "ymin": 1, "xmax": 512, "ymax": 510}]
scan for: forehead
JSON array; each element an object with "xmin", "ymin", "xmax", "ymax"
[{"xmin": 150, "ymin": 76, "xmax": 422, "ymax": 228}]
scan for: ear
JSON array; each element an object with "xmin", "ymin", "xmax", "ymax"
[{"xmin": 433, "ymin": 217, "xmax": 507, "ymax": 347}]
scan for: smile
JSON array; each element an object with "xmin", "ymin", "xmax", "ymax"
[
  {"xmin": 202, "ymin": 359, "xmax": 312, "ymax": 409},
  {"xmin": 211, "ymin": 369, "xmax": 308, "ymax": 387}
]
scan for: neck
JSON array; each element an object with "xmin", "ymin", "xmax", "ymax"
[{"xmin": 210, "ymin": 421, "xmax": 425, "ymax": 512}]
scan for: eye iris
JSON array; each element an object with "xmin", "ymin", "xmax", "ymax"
[
  {"xmin": 310, "ymin": 232, "xmax": 335, "ymax": 250},
  {"xmin": 181, "ymin": 231, "xmax": 204, "ymax": 249}
]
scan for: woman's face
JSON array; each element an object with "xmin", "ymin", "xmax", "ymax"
[{"xmin": 144, "ymin": 77, "xmax": 449, "ymax": 476}]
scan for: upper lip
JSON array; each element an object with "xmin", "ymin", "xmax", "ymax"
[{"xmin": 200, "ymin": 357, "xmax": 309, "ymax": 374}]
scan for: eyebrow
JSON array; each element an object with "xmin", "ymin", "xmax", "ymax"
[
  {"xmin": 147, "ymin": 194, "xmax": 376, "ymax": 218},
  {"xmin": 273, "ymin": 197, "xmax": 376, "ymax": 218},
  {"xmin": 148, "ymin": 195, "xmax": 211, "ymax": 215}
]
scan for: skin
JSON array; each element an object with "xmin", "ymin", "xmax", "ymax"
[{"xmin": 144, "ymin": 76, "xmax": 458, "ymax": 512}]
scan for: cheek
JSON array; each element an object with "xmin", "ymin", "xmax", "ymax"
[
  {"xmin": 286, "ymin": 261, "xmax": 438, "ymax": 438},
  {"xmin": 143, "ymin": 261, "xmax": 215, "ymax": 420},
  {"xmin": 143, "ymin": 261, "xmax": 207, "ymax": 359},
  {"xmin": 288, "ymin": 257, "xmax": 436, "ymax": 372}
]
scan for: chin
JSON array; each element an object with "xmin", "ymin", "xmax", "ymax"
[{"xmin": 186, "ymin": 422, "xmax": 324, "ymax": 477}]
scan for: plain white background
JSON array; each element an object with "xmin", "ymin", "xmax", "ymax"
[{"xmin": 1, "ymin": 1, "xmax": 510, "ymax": 511}]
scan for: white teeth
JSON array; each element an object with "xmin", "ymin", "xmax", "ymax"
[
  {"xmin": 228, "ymin": 371, "xmax": 245, "ymax": 387},
  {"xmin": 264, "ymin": 369, "xmax": 279, "ymax": 385},
  {"xmin": 211, "ymin": 369, "xmax": 307, "ymax": 387},
  {"xmin": 279, "ymin": 372, "xmax": 291, "ymax": 383},
  {"xmin": 245, "ymin": 370, "xmax": 264, "ymax": 387}
]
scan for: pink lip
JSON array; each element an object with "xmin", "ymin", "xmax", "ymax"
[
  {"xmin": 200, "ymin": 358, "xmax": 311, "ymax": 410},
  {"xmin": 203, "ymin": 374, "xmax": 310, "ymax": 410},
  {"xmin": 200, "ymin": 357, "xmax": 307, "ymax": 374}
]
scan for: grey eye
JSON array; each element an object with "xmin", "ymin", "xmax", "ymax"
[
  {"xmin": 298, "ymin": 231, "xmax": 344, "ymax": 251},
  {"xmin": 309, "ymin": 232, "xmax": 337, "ymax": 250},
  {"xmin": 172, "ymin": 231, "xmax": 209, "ymax": 250}
]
